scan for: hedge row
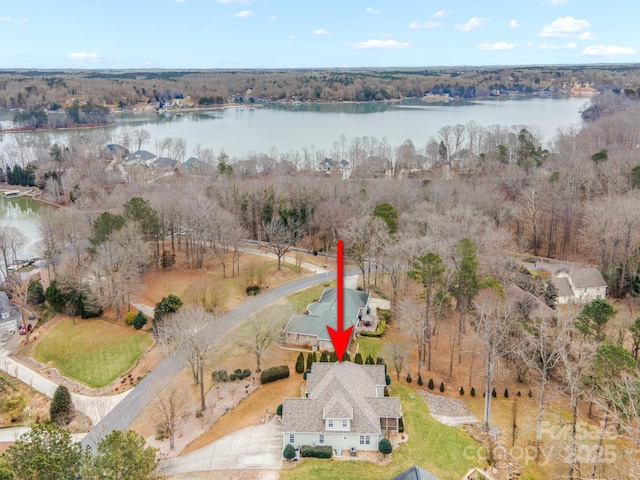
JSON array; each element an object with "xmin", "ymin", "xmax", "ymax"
[
  {"xmin": 260, "ymin": 365, "xmax": 290, "ymax": 384},
  {"xmin": 212, "ymin": 368, "xmax": 251, "ymax": 382},
  {"xmin": 359, "ymin": 319, "xmax": 386, "ymax": 338},
  {"xmin": 301, "ymin": 445, "xmax": 332, "ymax": 458}
]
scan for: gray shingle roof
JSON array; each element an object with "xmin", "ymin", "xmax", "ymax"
[
  {"xmin": 506, "ymin": 284, "xmax": 556, "ymax": 319},
  {"xmin": 285, "ymin": 288, "xmax": 369, "ymax": 341},
  {"xmin": 282, "ymin": 362, "xmax": 401, "ymax": 435},
  {"xmin": 567, "ymin": 267, "xmax": 607, "ymax": 288},
  {"xmin": 392, "ymin": 466, "xmax": 441, "ymax": 480}
]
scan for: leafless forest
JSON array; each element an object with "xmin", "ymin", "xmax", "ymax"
[{"xmin": 1, "ymin": 67, "xmax": 640, "ymax": 477}]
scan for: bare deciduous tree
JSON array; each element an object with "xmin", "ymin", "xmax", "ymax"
[
  {"xmin": 236, "ymin": 304, "xmax": 291, "ymax": 372},
  {"xmin": 151, "ymin": 382, "xmax": 188, "ymax": 451}
]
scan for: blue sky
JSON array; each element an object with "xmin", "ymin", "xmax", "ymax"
[{"xmin": 1, "ymin": 0, "xmax": 638, "ymax": 69}]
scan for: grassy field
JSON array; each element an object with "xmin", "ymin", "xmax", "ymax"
[
  {"xmin": 280, "ymin": 382, "xmax": 484, "ymax": 480},
  {"xmin": 287, "ymin": 283, "xmax": 334, "ymax": 313},
  {"xmin": 31, "ymin": 317, "xmax": 155, "ymax": 389}
]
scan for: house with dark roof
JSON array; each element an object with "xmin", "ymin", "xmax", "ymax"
[
  {"xmin": 282, "ymin": 362, "xmax": 401, "ymax": 453},
  {"xmin": 392, "ymin": 466, "xmax": 440, "ymax": 480},
  {"xmin": 549, "ymin": 267, "xmax": 607, "ymax": 305},
  {"xmin": 284, "ymin": 287, "xmax": 369, "ymax": 352},
  {"xmin": 123, "ymin": 150, "xmax": 156, "ymax": 167},
  {"xmin": 100, "ymin": 144, "xmax": 128, "ymax": 160}
]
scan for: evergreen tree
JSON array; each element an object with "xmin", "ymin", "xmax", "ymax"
[
  {"xmin": 132, "ymin": 312, "xmax": 147, "ymax": 330},
  {"xmin": 319, "ymin": 351, "xmax": 329, "ymax": 362},
  {"xmin": 354, "ymin": 352, "xmax": 363, "ymax": 364},
  {"xmin": 428, "ymin": 378, "xmax": 435, "ymax": 390},
  {"xmin": 295, "ymin": 352, "xmax": 305, "ymax": 374},
  {"xmin": 378, "ymin": 438, "xmax": 392, "ymax": 456},
  {"xmin": 439, "ymin": 382, "xmax": 445, "ymax": 392},
  {"xmin": 283, "ymin": 444, "xmax": 296, "ymax": 461},
  {"xmin": 50, "ymin": 385, "xmax": 74, "ymax": 426}
]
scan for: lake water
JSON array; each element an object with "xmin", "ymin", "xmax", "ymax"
[
  {"xmin": 0, "ymin": 96, "xmax": 588, "ymax": 159},
  {"xmin": 0, "ymin": 196, "xmax": 43, "ymax": 260}
]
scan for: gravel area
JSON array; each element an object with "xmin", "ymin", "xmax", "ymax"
[{"xmin": 418, "ymin": 390, "xmax": 479, "ymax": 427}]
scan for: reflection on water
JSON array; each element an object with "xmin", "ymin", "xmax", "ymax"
[{"xmin": 0, "ymin": 196, "xmax": 44, "ymax": 259}]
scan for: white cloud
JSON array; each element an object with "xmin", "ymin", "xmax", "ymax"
[
  {"xmin": 0, "ymin": 16, "xmax": 28, "ymax": 23},
  {"xmin": 219, "ymin": 0, "xmax": 253, "ymax": 3},
  {"xmin": 289, "ymin": 34, "xmax": 296, "ymax": 39},
  {"xmin": 577, "ymin": 31, "xmax": 595, "ymax": 40},
  {"xmin": 267, "ymin": 15, "xmax": 277, "ymax": 22},
  {"xmin": 432, "ymin": 9, "xmax": 451, "ymax": 18},
  {"xmin": 509, "ymin": 20, "xmax": 520, "ymax": 28},
  {"xmin": 365, "ymin": 7, "xmax": 380, "ymax": 14},
  {"xmin": 234, "ymin": 10, "xmax": 252, "ymax": 18},
  {"xmin": 314, "ymin": 28, "xmax": 330, "ymax": 35},
  {"xmin": 175, "ymin": 0, "xmax": 187, "ymax": 3},
  {"xmin": 549, "ymin": 0, "xmax": 570, "ymax": 5},
  {"xmin": 539, "ymin": 42, "xmax": 576, "ymax": 50},
  {"xmin": 477, "ymin": 42, "xmax": 515, "ymax": 51},
  {"xmin": 68, "ymin": 52, "xmax": 101, "ymax": 62},
  {"xmin": 582, "ymin": 45, "xmax": 638, "ymax": 56},
  {"xmin": 348, "ymin": 39, "xmax": 410, "ymax": 50},
  {"xmin": 456, "ymin": 17, "xmax": 488, "ymax": 32},
  {"xmin": 409, "ymin": 21, "xmax": 443, "ymax": 30},
  {"xmin": 539, "ymin": 16, "xmax": 589, "ymax": 38}
]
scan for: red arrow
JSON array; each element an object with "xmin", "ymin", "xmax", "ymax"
[{"xmin": 327, "ymin": 239, "xmax": 353, "ymax": 362}]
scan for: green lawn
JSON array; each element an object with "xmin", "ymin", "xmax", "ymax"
[
  {"xmin": 287, "ymin": 283, "xmax": 335, "ymax": 313},
  {"xmin": 280, "ymin": 383, "xmax": 485, "ymax": 480},
  {"xmin": 31, "ymin": 317, "xmax": 155, "ymax": 389}
]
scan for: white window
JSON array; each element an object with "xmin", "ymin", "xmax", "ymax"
[
  {"xmin": 328, "ymin": 419, "xmax": 333, "ymax": 428},
  {"xmin": 289, "ymin": 434, "xmax": 295, "ymax": 444},
  {"xmin": 359, "ymin": 435, "xmax": 370, "ymax": 445},
  {"xmin": 342, "ymin": 420, "xmax": 348, "ymax": 428},
  {"xmin": 319, "ymin": 434, "xmax": 324, "ymax": 444}
]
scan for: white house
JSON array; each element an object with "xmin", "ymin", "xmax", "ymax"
[
  {"xmin": 281, "ymin": 362, "xmax": 401, "ymax": 454},
  {"xmin": 549, "ymin": 267, "xmax": 608, "ymax": 305}
]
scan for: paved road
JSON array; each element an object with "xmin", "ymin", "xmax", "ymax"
[
  {"xmin": 159, "ymin": 417, "xmax": 283, "ymax": 475},
  {"xmin": 82, "ymin": 268, "xmax": 356, "ymax": 450}
]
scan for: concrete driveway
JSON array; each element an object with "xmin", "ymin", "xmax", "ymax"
[{"xmin": 159, "ymin": 417, "xmax": 283, "ymax": 476}]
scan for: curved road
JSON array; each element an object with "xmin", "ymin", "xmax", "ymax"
[{"xmin": 82, "ymin": 268, "xmax": 356, "ymax": 450}]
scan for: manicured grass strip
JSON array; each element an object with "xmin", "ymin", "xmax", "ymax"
[
  {"xmin": 287, "ymin": 284, "xmax": 333, "ymax": 313},
  {"xmin": 280, "ymin": 383, "xmax": 484, "ymax": 480},
  {"xmin": 31, "ymin": 318, "xmax": 154, "ymax": 389}
]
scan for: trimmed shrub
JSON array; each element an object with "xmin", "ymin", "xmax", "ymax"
[
  {"xmin": 260, "ymin": 365, "xmax": 290, "ymax": 385},
  {"xmin": 123, "ymin": 312, "xmax": 136, "ymax": 326},
  {"xmin": 417, "ymin": 375, "xmax": 423, "ymax": 386},
  {"xmin": 398, "ymin": 417, "xmax": 405, "ymax": 433},
  {"xmin": 50, "ymin": 385, "xmax": 74, "ymax": 426},
  {"xmin": 354, "ymin": 352, "xmax": 363, "ymax": 364},
  {"xmin": 303, "ymin": 369, "xmax": 311, "ymax": 380},
  {"xmin": 470, "ymin": 387, "xmax": 476, "ymax": 397},
  {"xmin": 427, "ymin": 378, "xmax": 435, "ymax": 390},
  {"xmin": 377, "ymin": 308, "xmax": 393, "ymax": 322},
  {"xmin": 1, "ymin": 393, "xmax": 27, "ymax": 422},
  {"xmin": 283, "ymin": 444, "xmax": 296, "ymax": 460},
  {"xmin": 295, "ymin": 352, "xmax": 305, "ymax": 374},
  {"xmin": 229, "ymin": 373, "xmax": 236, "ymax": 381},
  {"xmin": 378, "ymin": 438, "xmax": 392, "ymax": 456},
  {"xmin": 528, "ymin": 390, "xmax": 533, "ymax": 398},
  {"xmin": 306, "ymin": 352, "xmax": 316, "ymax": 369},
  {"xmin": 234, "ymin": 369, "xmax": 244, "ymax": 379},
  {"xmin": 405, "ymin": 373, "xmax": 412, "ymax": 383},
  {"xmin": 301, "ymin": 445, "xmax": 332, "ymax": 458},
  {"xmin": 329, "ymin": 351, "xmax": 338, "ymax": 362},
  {"xmin": 246, "ymin": 285, "xmax": 261, "ymax": 296},
  {"xmin": 385, "ymin": 374, "xmax": 391, "ymax": 386},
  {"xmin": 243, "ymin": 369, "xmax": 251, "ymax": 378},
  {"xmin": 459, "ymin": 386, "xmax": 465, "ymax": 395},
  {"xmin": 212, "ymin": 370, "xmax": 229, "ymax": 382},
  {"xmin": 360, "ymin": 319, "xmax": 387, "ymax": 338},
  {"xmin": 365, "ymin": 354, "xmax": 375, "ymax": 365},
  {"xmin": 504, "ymin": 388, "xmax": 509, "ymax": 398},
  {"xmin": 276, "ymin": 404, "xmax": 283, "ymax": 416},
  {"xmin": 517, "ymin": 391, "xmax": 522, "ymax": 397},
  {"xmin": 320, "ymin": 351, "xmax": 329, "ymax": 362},
  {"xmin": 132, "ymin": 312, "xmax": 148, "ymax": 330},
  {"xmin": 383, "ymin": 386, "xmax": 389, "ymax": 397},
  {"xmin": 491, "ymin": 387, "xmax": 497, "ymax": 398},
  {"xmin": 439, "ymin": 382, "xmax": 445, "ymax": 393}
]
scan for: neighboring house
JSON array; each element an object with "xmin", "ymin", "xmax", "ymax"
[
  {"xmin": 282, "ymin": 362, "xmax": 401, "ymax": 453},
  {"xmin": 549, "ymin": 267, "xmax": 608, "ymax": 305},
  {"xmin": 0, "ymin": 291, "xmax": 21, "ymax": 329},
  {"xmin": 182, "ymin": 157, "xmax": 214, "ymax": 173},
  {"xmin": 100, "ymin": 144, "xmax": 128, "ymax": 160},
  {"xmin": 505, "ymin": 284, "xmax": 556, "ymax": 320},
  {"xmin": 350, "ymin": 156, "xmax": 392, "ymax": 179},
  {"xmin": 392, "ymin": 466, "xmax": 441, "ymax": 480},
  {"xmin": 153, "ymin": 157, "xmax": 179, "ymax": 169},
  {"xmin": 284, "ymin": 288, "xmax": 369, "ymax": 352},
  {"xmin": 319, "ymin": 158, "xmax": 349, "ymax": 172},
  {"xmin": 123, "ymin": 150, "xmax": 156, "ymax": 167}
]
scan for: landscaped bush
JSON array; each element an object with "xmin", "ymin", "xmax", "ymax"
[
  {"xmin": 354, "ymin": 352, "xmax": 363, "ymax": 364},
  {"xmin": 492, "ymin": 387, "xmax": 497, "ymax": 398},
  {"xmin": 132, "ymin": 311, "xmax": 147, "ymax": 330},
  {"xmin": 50, "ymin": 385, "xmax": 74, "ymax": 426},
  {"xmin": 378, "ymin": 438, "xmax": 392, "ymax": 456},
  {"xmin": 306, "ymin": 352, "xmax": 317, "ymax": 369},
  {"xmin": 470, "ymin": 387, "xmax": 476, "ymax": 397},
  {"xmin": 303, "ymin": 369, "xmax": 311, "ymax": 380},
  {"xmin": 365, "ymin": 354, "xmax": 375, "ymax": 364},
  {"xmin": 504, "ymin": 388, "xmax": 509, "ymax": 398},
  {"xmin": 212, "ymin": 370, "xmax": 229, "ymax": 382},
  {"xmin": 243, "ymin": 369, "xmax": 251, "ymax": 378},
  {"xmin": 276, "ymin": 404, "xmax": 283, "ymax": 416},
  {"xmin": 428, "ymin": 378, "xmax": 434, "ymax": 390},
  {"xmin": 528, "ymin": 390, "xmax": 533, "ymax": 398},
  {"xmin": 234, "ymin": 369, "xmax": 244, "ymax": 379},
  {"xmin": 399, "ymin": 417, "xmax": 405, "ymax": 433},
  {"xmin": 377, "ymin": 308, "xmax": 392, "ymax": 322},
  {"xmin": 417, "ymin": 374, "xmax": 423, "ymax": 386},
  {"xmin": 385, "ymin": 374, "xmax": 391, "ymax": 386},
  {"xmin": 246, "ymin": 285, "xmax": 261, "ymax": 296},
  {"xmin": 301, "ymin": 445, "xmax": 332, "ymax": 458},
  {"xmin": 283, "ymin": 443, "xmax": 296, "ymax": 460},
  {"xmin": 295, "ymin": 352, "xmax": 305, "ymax": 373},
  {"xmin": 229, "ymin": 373, "xmax": 237, "ymax": 381},
  {"xmin": 517, "ymin": 391, "xmax": 522, "ymax": 397},
  {"xmin": 329, "ymin": 351, "xmax": 338, "ymax": 362},
  {"xmin": 439, "ymin": 382, "xmax": 445, "ymax": 393},
  {"xmin": 260, "ymin": 365, "xmax": 290, "ymax": 384},
  {"xmin": 406, "ymin": 373, "xmax": 412, "ymax": 383},
  {"xmin": 459, "ymin": 386, "xmax": 465, "ymax": 395},
  {"xmin": 123, "ymin": 312, "xmax": 136, "ymax": 326},
  {"xmin": 320, "ymin": 351, "xmax": 329, "ymax": 362},
  {"xmin": 342, "ymin": 352, "xmax": 351, "ymax": 362},
  {"xmin": 1, "ymin": 393, "xmax": 26, "ymax": 422}
]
